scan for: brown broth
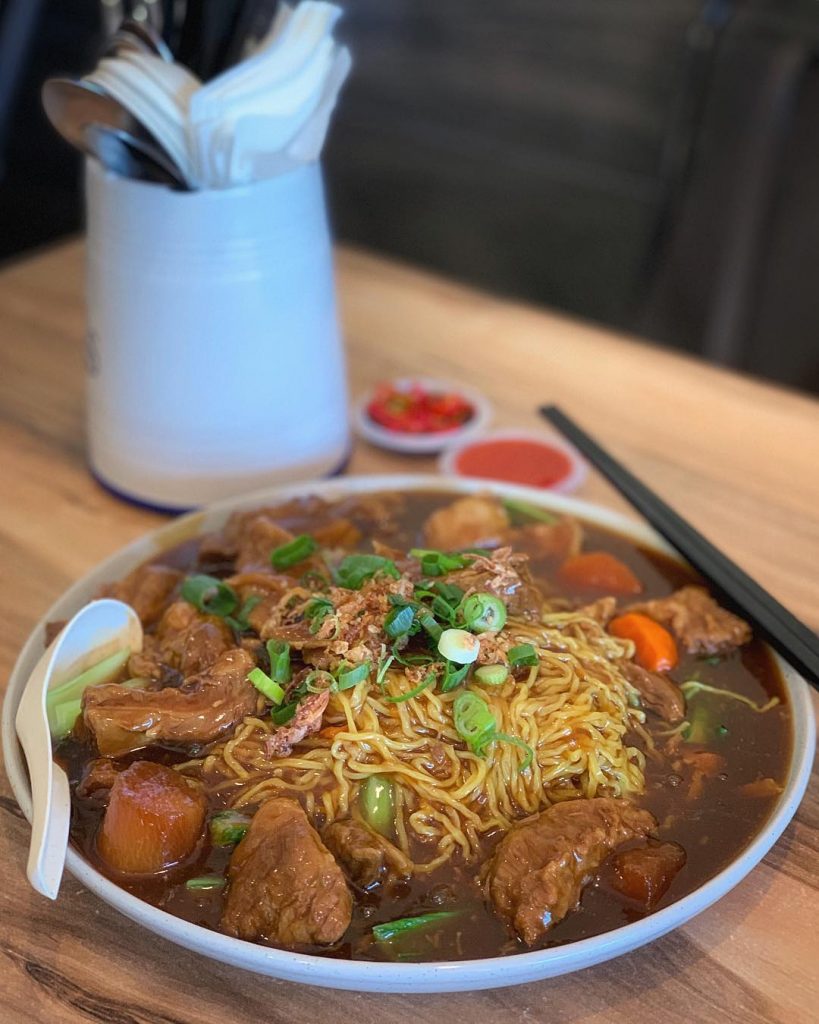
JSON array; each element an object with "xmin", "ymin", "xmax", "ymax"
[{"xmin": 55, "ymin": 490, "xmax": 792, "ymax": 961}]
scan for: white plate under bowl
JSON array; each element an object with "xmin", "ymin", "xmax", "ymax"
[{"xmin": 2, "ymin": 475, "xmax": 815, "ymax": 993}]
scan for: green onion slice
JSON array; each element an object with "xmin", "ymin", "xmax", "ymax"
[
  {"xmin": 209, "ymin": 810, "xmax": 251, "ymax": 846},
  {"xmin": 409, "ymin": 549, "xmax": 474, "ymax": 577},
  {"xmin": 385, "ymin": 671, "xmax": 436, "ymax": 703},
  {"xmin": 508, "ymin": 643, "xmax": 539, "ymax": 668},
  {"xmin": 335, "ymin": 553, "xmax": 400, "ymax": 589},
  {"xmin": 459, "ymin": 592, "xmax": 507, "ymax": 633},
  {"xmin": 270, "ymin": 534, "xmax": 317, "ymax": 570},
  {"xmin": 502, "ymin": 497, "xmax": 558, "ymax": 524},
  {"xmin": 453, "ymin": 691, "xmax": 533, "ymax": 770},
  {"xmin": 271, "ymin": 702, "xmax": 298, "ymax": 726},
  {"xmin": 373, "ymin": 911, "xmax": 462, "ymax": 943},
  {"xmin": 185, "ymin": 875, "xmax": 226, "ymax": 891},
  {"xmin": 376, "ymin": 653, "xmax": 395, "ymax": 686},
  {"xmin": 265, "ymin": 639, "xmax": 291, "ymax": 685},
  {"xmin": 336, "ymin": 661, "xmax": 371, "ymax": 690},
  {"xmin": 49, "ymin": 698, "xmax": 83, "ymax": 741},
  {"xmin": 453, "ymin": 691, "xmax": 497, "ymax": 754},
  {"xmin": 390, "ymin": 643, "xmax": 436, "ymax": 667},
  {"xmin": 304, "ymin": 670, "xmax": 335, "ymax": 693},
  {"xmin": 181, "ymin": 574, "xmax": 238, "ymax": 618},
  {"xmin": 247, "ymin": 667, "xmax": 285, "ymax": 705},
  {"xmin": 384, "ymin": 604, "xmax": 415, "ymax": 639},
  {"xmin": 440, "ymin": 661, "xmax": 470, "ymax": 692},
  {"xmin": 359, "ymin": 775, "xmax": 395, "ymax": 837},
  {"xmin": 304, "ymin": 596, "xmax": 334, "ymax": 634},
  {"xmin": 474, "ymin": 664, "xmax": 509, "ymax": 687},
  {"xmin": 46, "ymin": 647, "xmax": 132, "ymax": 738}
]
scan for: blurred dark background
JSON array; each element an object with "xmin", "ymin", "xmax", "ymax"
[{"xmin": 1, "ymin": 0, "xmax": 818, "ymax": 393}]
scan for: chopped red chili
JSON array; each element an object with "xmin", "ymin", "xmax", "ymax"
[{"xmin": 367, "ymin": 383, "xmax": 474, "ymax": 434}]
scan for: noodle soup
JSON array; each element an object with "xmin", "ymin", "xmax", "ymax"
[{"xmin": 53, "ymin": 490, "xmax": 790, "ymax": 962}]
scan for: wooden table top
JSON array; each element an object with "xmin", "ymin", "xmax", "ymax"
[{"xmin": 0, "ymin": 240, "xmax": 816, "ymax": 1023}]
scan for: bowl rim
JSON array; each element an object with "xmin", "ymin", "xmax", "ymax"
[{"xmin": 3, "ymin": 473, "xmax": 815, "ymax": 993}]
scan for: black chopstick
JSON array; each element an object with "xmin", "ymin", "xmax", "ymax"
[{"xmin": 540, "ymin": 404, "xmax": 819, "ymax": 688}]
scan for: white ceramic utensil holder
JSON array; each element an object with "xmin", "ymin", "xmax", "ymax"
[{"xmin": 84, "ymin": 159, "xmax": 349, "ymax": 510}]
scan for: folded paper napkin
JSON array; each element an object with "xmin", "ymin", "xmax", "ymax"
[{"xmin": 84, "ymin": 1, "xmax": 350, "ymax": 189}]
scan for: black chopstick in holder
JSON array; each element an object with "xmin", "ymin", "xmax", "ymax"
[{"xmin": 540, "ymin": 404, "xmax": 819, "ymax": 688}]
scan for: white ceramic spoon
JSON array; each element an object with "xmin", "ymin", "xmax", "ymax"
[{"xmin": 15, "ymin": 599, "xmax": 142, "ymax": 899}]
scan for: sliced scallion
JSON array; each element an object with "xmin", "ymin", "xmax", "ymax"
[
  {"xmin": 508, "ymin": 643, "xmax": 539, "ymax": 669},
  {"xmin": 437, "ymin": 628, "xmax": 480, "ymax": 665},
  {"xmin": 440, "ymin": 661, "xmax": 470, "ymax": 693},
  {"xmin": 474, "ymin": 664, "xmax": 509, "ymax": 686},
  {"xmin": 373, "ymin": 910, "xmax": 462, "ymax": 943},
  {"xmin": 335, "ymin": 553, "xmax": 400, "ymax": 589},
  {"xmin": 181, "ymin": 574, "xmax": 238, "ymax": 618},
  {"xmin": 385, "ymin": 671, "xmax": 436, "ymax": 703},
  {"xmin": 271, "ymin": 702, "xmax": 298, "ymax": 726},
  {"xmin": 49, "ymin": 698, "xmax": 83, "ymax": 741},
  {"xmin": 270, "ymin": 534, "xmax": 317, "ymax": 570},
  {"xmin": 304, "ymin": 596, "xmax": 334, "ymax": 634},
  {"xmin": 185, "ymin": 875, "xmax": 226, "ymax": 891},
  {"xmin": 502, "ymin": 497, "xmax": 558, "ymax": 524},
  {"xmin": 359, "ymin": 775, "xmax": 395, "ymax": 837},
  {"xmin": 247, "ymin": 667, "xmax": 285, "ymax": 705},
  {"xmin": 46, "ymin": 647, "xmax": 132, "ymax": 738},
  {"xmin": 459, "ymin": 592, "xmax": 506, "ymax": 633},
  {"xmin": 384, "ymin": 604, "xmax": 415, "ymax": 639},
  {"xmin": 409, "ymin": 549, "xmax": 474, "ymax": 577},
  {"xmin": 265, "ymin": 639, "xmax": 291, "ymax": 685},
  {"xmin": 209, "ymin": 810, "xmax": 251, "ymax": 846},
  {"xmin": 336, "ymin": 661, "xmax": 371, "ymax": 690}
]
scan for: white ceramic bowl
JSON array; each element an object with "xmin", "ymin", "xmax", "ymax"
[{"xmin": 2, "ymin": 475, "xmax": 814, "ymax": 993}]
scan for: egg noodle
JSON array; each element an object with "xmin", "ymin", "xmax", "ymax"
[{"xmin": 177, "ymin": 610, "xmax": 646, "ymax": 872}]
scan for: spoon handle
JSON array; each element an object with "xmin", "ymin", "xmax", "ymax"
[{"xmin": 26, "ymin": 759, "xmax": 71, "ymax": 901}]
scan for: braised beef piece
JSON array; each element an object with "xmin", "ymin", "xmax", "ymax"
[
  {"xmin": 609, "ymin": 841, "xmax": 686, "ymax": 908},
  {"xmin": 323, "ymin": 818, "xmax": 412, "ymax": 891},
  {"xmin": 627, "ymin": 586, "xmax": 752, "ymax": 655},
  {"xmin": 423, "ymin": 494, "xmax": 510, "ymax": 551},
  {"xmin": 483, "ymin": 798, "xmax": 656, "ymax": 945},
  {"xmin": 448, "ymin": 547, "xmax": 545, "ymax": 621},
  {"xmin": 101, "ymin": 564, "xmax": 182, "ymax": 627},
  {"xmin": 622, "ymin": 662, "xmax": 686, "ymax": 724},
  {"xmin": 75, "ymin": 757, "xmax": 122, "ymax": 804},
  {"xmin": 265, "ymin": 690, "xmax": 329, "ymax": 757},
  {"xmin": 129, "ymin": 601, "xmax": 233, "ymax": 681},
  {"xmin": 83, "ymin": 648, "xmax": 258, "ymax": 755},
  {"xmin": 509, "ymin": 518, "xmax": 583, "ymax": 561},
  {"xmin": 221, "ymin": 798, "xmax": 351, "ymax": 947},
  {"xmin": 233, "ymin": 514, "xmax": 295, "ymax": 572}
]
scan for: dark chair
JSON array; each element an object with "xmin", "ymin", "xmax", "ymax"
[
  {"xmin": 639, "ymin": 6, "xmax": 816, "ymax": 383},
  {"xmin": 0, "ymin": 0, "xmax": 47, "ymax": 181}
]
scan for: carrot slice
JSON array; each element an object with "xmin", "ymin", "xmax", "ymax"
[
  {"xmin": 97, "ymin": 761, "xmax": 206, "ymax": 874},
  {"xmin": 609, "ymin": 612, "xmax": 678, "ymax": 671},
  {"xmin": 557, "ymin": 551, "xmax": 642, "ymax": 595}
]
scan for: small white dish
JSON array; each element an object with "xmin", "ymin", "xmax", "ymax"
[
  {"xmin": 438, "ymin": 428, "xmax": 588, "ymax": 494},
  {"xmin": 354, "ymin": 377, "xmax": 492, "ymax": 454},
  {"xmin": 2, "ymin": 475, "xmax": 814, "ymax": 992}
]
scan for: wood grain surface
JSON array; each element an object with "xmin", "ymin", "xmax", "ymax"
[{"xmin": 0, "ymin": 241, "xmax": 817, "ymax": 1023}]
